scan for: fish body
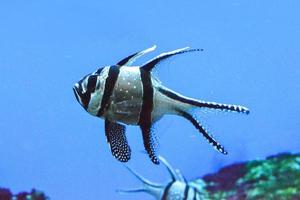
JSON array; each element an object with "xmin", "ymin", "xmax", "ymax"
[
  {"xmin": 73, "ymin": 45, "xmax": 250, "ymax": 164},
  {"xmin": 95, "ymin": 66, "xmax": 189, "ymax": 125},
  {"xmin": 103, "ymin": 66, "xmax": 144, "ymax": 125},
  {"xmin": 118, "ymin": 156, "xmax": 206, "ymax": 200}
]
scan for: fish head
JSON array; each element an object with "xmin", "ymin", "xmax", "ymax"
[{"xmin": 73, "ymin": 66, "xmax": 108, "ymax": 112}]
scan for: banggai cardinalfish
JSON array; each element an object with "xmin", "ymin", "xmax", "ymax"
[{"xmin": 73, "ymin": 45, "xmax": 250, "ymax": 164}]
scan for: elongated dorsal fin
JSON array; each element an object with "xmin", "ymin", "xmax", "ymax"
[
  {"xmin": 116, "ymin": 188, "xmax": 147, "ymax": 194},
  {"xmin": 117, "ymin": 45, "xmax": 157, "ymax": 66},
  {"xmin": 117, "ymin": 165, "xmax": 163, "ymax": 198},
  {"xmin": 141, "ymin": 47, "xmax": 203, "ymax": 72},
  {"xmin": 159, "ymin": 156, "xmax": 186, "ymax": 182},
  {"xmin": 175, "ymin": 169, "xmax": 188, "ymax": 183},
  {"xmin": 124, "ymin": 165, "xmax": 161, "ymax": 188}
]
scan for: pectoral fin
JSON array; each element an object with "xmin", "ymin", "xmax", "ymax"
[{"xmin": 105, "ymin": 120, "xmax": 131, "ymax": 162}]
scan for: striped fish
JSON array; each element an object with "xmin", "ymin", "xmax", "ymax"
[
  {"xmin": 73, "ymin": 45, "xmax": 250, "ymax": 164},
  {"xmin": 117, "ymin": 156, "xmax": 206, "ymax": 200}
]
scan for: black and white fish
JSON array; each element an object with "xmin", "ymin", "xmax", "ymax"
[
  {"xmin": 117, "ymin": 156, "xmax": 206, "ymax": 200},
  {"xmin": 73, "ymin": 45, "xmax": 249, "ymax": 164}
]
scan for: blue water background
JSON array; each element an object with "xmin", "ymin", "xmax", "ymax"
[{"xmin": 0, "ymin": 1, "xmax": 299, "ymax": 199}]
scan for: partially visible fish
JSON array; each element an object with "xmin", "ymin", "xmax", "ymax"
[
  {"xmin": 73, "ymin": 45, "xmax": 250, "ymax": 164},
  {"xmin": 117, "ymin": 156, "xmax": 206, "ymax": 200}
]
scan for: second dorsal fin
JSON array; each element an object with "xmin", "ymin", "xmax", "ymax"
[{"xmin": 141, "ymin": 47, "xmax": 203, "ymax": 72}]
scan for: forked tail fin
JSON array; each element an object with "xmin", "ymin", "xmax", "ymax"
[
  {"xmin": 158, "ymin": 87, "xmax": 250, "ymax": 114},
  {"xmin": 178, "ymin": 110, "xmax": 228, "ymax": 155},
  {"xmin": 157, "ymin": 87, "xmax": 250, "ymax": 155}
]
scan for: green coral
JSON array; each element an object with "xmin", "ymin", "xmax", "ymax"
[
  {"xmin": 197, "ymin": 153, "xmax": 300, "ymax": 200},
  {"xmin": 242, "ymin": 153, "xmax": 300, "ymax": 200}
]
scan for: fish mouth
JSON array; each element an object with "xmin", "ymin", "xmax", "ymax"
[
  {"xmin": 73, "ymin": 84, "xmax": 90, "ymax": 110},
  {"xmin": 73, "ymin": 85, "xmax": 80, "ymax": 103}
]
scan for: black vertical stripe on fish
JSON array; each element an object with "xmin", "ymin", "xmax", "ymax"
[
  {"xmin": 158, "ymin": 87, "xmax": 250, "ymax": 114},
  {"xmin": 87, "ymin": 75, "xmax": 98, "ymax": 93},
  {"xmin": 177, "ymin": 110, "xmax": 228, "ymax": 155},
  {"xmin": 194, "ymin": 187, "xmax": 203, "ymax": 200},
  {"xmin": 138, "ymin": 69, "xmax": 159, "ymax": 164},
  {"xmin": 105, "ymin": 120, "xmax": 131, "ymax": 162},
  {"xmin": 183, "ymin": 185, "xmax": 190, "ymax": 200},
  {"xmin": 81, "ymin": 92, "xmax": 90, "ymax": 111},
  {"xmin": 138, "ymin": 69, "xmax": 153, "ymax": 125},
  {"xmin": 162, "ymin": 182, "xmax": 174, "ymax": 200},
  {"xmin": 97, "ymin": 65, "xmax": 120, "ymax": 117},
  {"xmin": 193, "ymin": 187, "xmax": 197, "ymax": 200},
  {"xmin": 141, "ymin": 48, "xmax": 202, "ymax": 72}
]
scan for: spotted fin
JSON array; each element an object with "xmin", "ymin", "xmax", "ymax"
[
  {"xmin": 178, "ymin": 110, "xmax": 228, "ymax": 155},
  {"xmin": 140, "ymin": 124, "xmax": 160, "ymax": 165},
  {"xmin": 117, "ymin": 45, "xmax": 157, "ymax": 66},
  {"xmin": 105, "ymin": 120, "xmax": 131, "ymax": 162},
  {"xmin": 141, "ymin": 47, "xmax": 203, "ymax": 72}
]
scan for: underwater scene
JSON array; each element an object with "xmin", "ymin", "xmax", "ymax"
[{"xmin": 1, "ymin": 1, "xmax": 299, "ymax": 200}]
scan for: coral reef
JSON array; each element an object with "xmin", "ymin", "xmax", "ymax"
[
  {"xmin": 0, "ymin": 188, "xmax": 48, "ymax": 200},
  {"xmin": 198, "ymin": 152, "xmax": 300, "ymax": 200},
  {"xmin": 2, "ymin": 153, "xmax": 299, "ymax": 200}
]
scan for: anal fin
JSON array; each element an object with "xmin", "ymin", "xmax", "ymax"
[{"xmin": 140, "ymin": 124, "xmax": 160, "ymax": 165}]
